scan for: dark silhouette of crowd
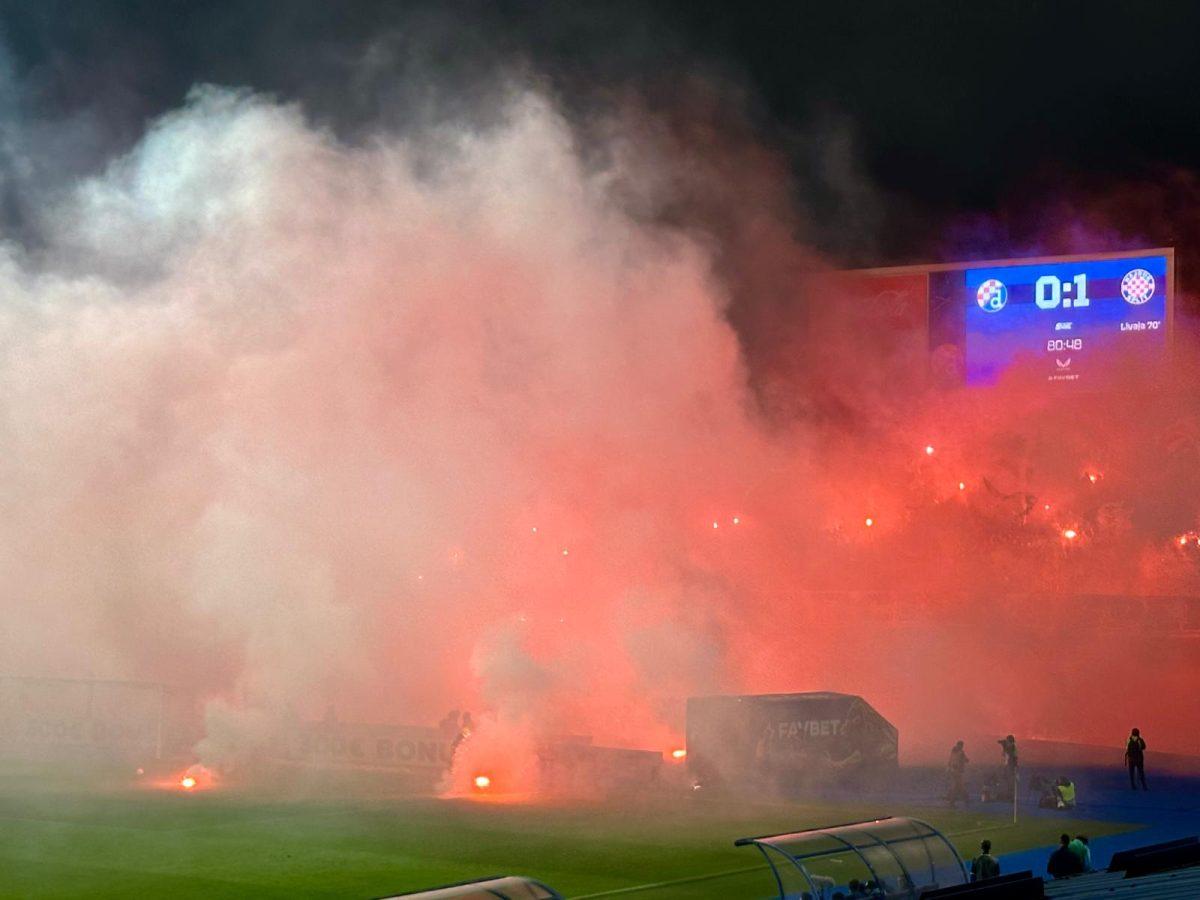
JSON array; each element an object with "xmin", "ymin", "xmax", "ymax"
[{"xmin": 1046, "ymin": 833, "xmax": 1093, "ymax": 878}]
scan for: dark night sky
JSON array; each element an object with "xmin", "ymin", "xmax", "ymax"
[{"xmin": 3, "ymin": 1, "xmax": 1200, "ymax": 264}]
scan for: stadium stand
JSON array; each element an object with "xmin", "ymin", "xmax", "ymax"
[
  {"xmin": 1110, "ymin": 836, "xmax": 1200, "ymax": 877},
  {"xmin": 922, "ymin": 871, "xmax": 1045, "ymax": 899},
  {"xmin": 1041, "ymin": 835, "xmax": 1200, "ymax": 900},
  {"xmin": 871, "ymin": 836, "xmax": 1200, "ymax": 900},
  {"xmin": 1043, "ymin": 865, "xmax": 1200, "ymax": 898},
  {"xmin": 1107, "ymin": 837, "xmax": 1198, "ymax": 873}
]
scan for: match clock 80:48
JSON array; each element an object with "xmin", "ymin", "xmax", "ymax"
[{"xmin": 1047, "ymin": 338, "xmax": 1083, "ymax": 352}]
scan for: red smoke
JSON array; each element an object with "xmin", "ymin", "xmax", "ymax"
[{"xmin": 3, "ymin": 83, "xmax": 1198, "ymax": 787}]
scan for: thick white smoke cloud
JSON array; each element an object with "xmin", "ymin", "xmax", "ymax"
[{"xmin": 0, "ymin": 84, "xmax": 763, "ymax": 760}]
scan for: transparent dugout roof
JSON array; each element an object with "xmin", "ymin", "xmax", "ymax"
[{"xmin": 735, "ymin": 816, "xmax": 968, "ymax": 899}]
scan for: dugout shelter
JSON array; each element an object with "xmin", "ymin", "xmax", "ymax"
[{"xmin": 736, "ymin": 816, "xmax": 968, "ymax": 899}]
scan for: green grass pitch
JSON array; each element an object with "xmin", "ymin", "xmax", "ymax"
[{"xmin": 0, "ymin": 766, "xmax": 1135, "ymax": 899}]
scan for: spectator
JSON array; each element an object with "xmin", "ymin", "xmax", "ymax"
[
  {"xmin": 1069, "ymin": 834, "xmax": 1092, "ymax": 872},
  {"xmin": 971, "ymin": 839, "xmax": 1000, "ymax": 881},
  {"xmin": 1048, "ymin": 833, "xmax": 1084, "ymax": 878},
  {"xmin": 1125, "ymin": 728, "xmax": 1148, "ymax": 790}
]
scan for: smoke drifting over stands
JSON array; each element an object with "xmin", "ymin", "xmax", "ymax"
[{"xmin": 1, "ymin": 3, "xmax": 1198, "ymax": 778}]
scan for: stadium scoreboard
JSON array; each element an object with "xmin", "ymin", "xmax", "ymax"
[
  {"xmin": 953, "ymin": 252, "xmax": 1171, "ymax": 385},
  {"xmin": 829, "ymin": 248, "xmax": 1174, "ymax": 389}
]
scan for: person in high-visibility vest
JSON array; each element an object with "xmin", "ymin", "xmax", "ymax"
[{"xmin": 1055, "ymin": 776, "xmax": 1076, "ymax": 809}]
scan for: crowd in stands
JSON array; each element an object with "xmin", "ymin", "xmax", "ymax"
[
  {"xmin": 1046, "ymin": 833, "xmax": 1093, "ymax": 878},
  {"xmin": 968, "ymin": 832, "xmax": 1094, "ymax": 884}
]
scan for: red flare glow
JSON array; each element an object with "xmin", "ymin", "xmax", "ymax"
[
  {"xmin": 473, "ymin": 774, "xmax": 491, "ymax": 790},
  {"xmin": 670, "ymin": 748, "xmax": 687, "ymax": 760},
  {"xmin": 170, "ymin": 764, "xmax": 216, "ymax": 792}
]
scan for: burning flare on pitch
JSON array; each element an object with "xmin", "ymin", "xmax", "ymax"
[{"xmin": 175, "ymin": 763, "xmax": 217, "ymax": 792}]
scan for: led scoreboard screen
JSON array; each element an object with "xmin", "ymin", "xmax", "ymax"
[
  {"xmin": 963, "ymin": 253, "xmax": 1169, "ymax": 384},
  {"xmin": 820, "ymin": 249, "xmax": 1173, "ymax": 392},
  {"xmin": 924, "ymin": 250, "xmax": 1173, "ymax": 387}
]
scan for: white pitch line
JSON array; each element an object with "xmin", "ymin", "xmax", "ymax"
[{"xmin": 569, "ymin": 864, "xmax": 768, "ymax": 899}]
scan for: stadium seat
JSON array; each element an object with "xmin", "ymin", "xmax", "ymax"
[
  {"xmin": 1108, "ymin": 836, "xmax": 1199, "ymax": 874},
  {"xmin": 1044, "ymin": 863, "xmax": 1200, "ymax": 898},
  {"xmin": 1122, "ymin": 841, "xmax": 1200, "ymax": 879},
  {"xmin": 920, "ymin": 870, "xmax": 1044, "ymax": 899}
]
